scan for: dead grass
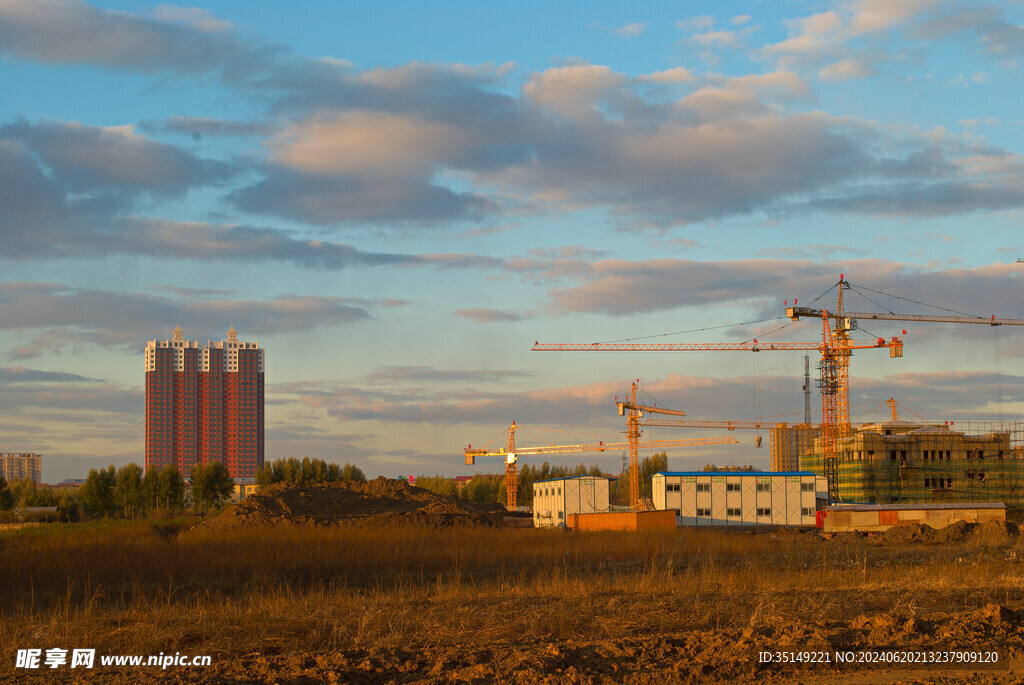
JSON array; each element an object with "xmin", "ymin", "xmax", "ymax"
[{"xmin": 3, "ymin": 521, "xmax": 1024, "ymax": 681}]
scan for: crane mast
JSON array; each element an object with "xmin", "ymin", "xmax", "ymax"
[
  {"xmin": 785, "ymin": 275, "xmax": 1023, "ymax": 500},
  {"xmin": 463, "ymin": 419, "xmax": 737, "ymax": 509}
]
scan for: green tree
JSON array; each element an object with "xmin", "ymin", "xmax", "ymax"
[
  {"xmin": 157, "ymin": 464, "xmax": 186, "ymax": 511},
  {"xmin": 113, "ymin": 463, "xmax": 144, "ymax": 518},
  {"xmin": 339, "ymin": 462, "xmax": 366, "ymax": 482},
  {"xmin": 79, "ymin": 466, "xmax": 116, "ymax": 517},
  {"xmin": 11, "ymin": 479, "xmax": 57, "ymax": 508},
  {"xmin": 55, "ymin": 492, "xmax": 81, "ymax": 522},
  {"xmin": 257, "ymin": 458, "xmax": 364, "ymax": 488},
  {"xmin": 326, "ymin": 462, "xmax": 341, "ymax": 482},
  {"xmin": 416, "ymin": 475, "xmax": 457, "ymax": 497},
  {"xmin": 142, "ymin": 466, "xmax": 161, "ymax": 510},
  {"xmin": 640, "ymin": 452, "xmax": 669, "ymax": 498},
  {"xmin": 0, "ymin": 475, "xmax": 12, "ymax": 511},
  {"xmin": 190, "ymin": 461, "xmax": 235, "ymax": 510},
  {"xmin": 256, "ymin": 463, "xmax": 276, "ymax": 487},
  {"xmin": 462, "ymin": 475, "xmax": 502, "ymax": 503}
]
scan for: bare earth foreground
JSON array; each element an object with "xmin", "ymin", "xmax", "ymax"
[{"xmin": 4, "ymin": 479, "xmax": 1024, "ymax": 684}]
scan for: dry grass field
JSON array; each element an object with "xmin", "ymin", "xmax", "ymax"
[{"xmin": 4, "ymin": 517, "xmax": 1024, "ymax": 683}]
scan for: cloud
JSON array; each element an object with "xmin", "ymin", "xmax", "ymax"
[
  {"xmin": 146, "ymin": 116, "xmax": 272, "ymax": 138},
  {"xmin": 0, "ymin": 366, "xmax": 140, "ymax": 424},
  {"xmin": 540, "ymin": 259, "xmax": 1024, "ymax": 318},
  {"xmin": 0, "ymin": 283, "xmax": 373, "ymax": 348},
  {"xmin": 151, "ymin": 5, "xmax": 233, "ymax": 33},
  {"xmin": 849, "ymin": 0, "xmax": 942, "ymax": 36},
  {"xmin": 365, "ymin": 366, "xmax": 533, "ymax": 384},
  {"xmin": 523, "ymin": 64, "xmax": 628, "ymax": 122},
  {"xmin": 0, "ymin": 0, "xmax": 275, "ymax": 75},
  {"xmin": 268, "ymin": 111, "xmax": 476, "ymax": 176},
  {"xmin": 0, "ymin": 133, "xmax": 504, "ymax": 265},
  {"xmin": 6, "ymin": 4, "xmax": 1024, "ymax": 234},
  {"xmin": 454, "ymin": 308, "xmax": 527, "ymax": 323},
  {"xmin": 613, "ymin": 22, "xmax": 647, "ymax": 38},
  {"xmin": 230, "ymin": 167, "xmax": 497, "ymax": 225},
  {"xmin": 1, "ymin": 120, "xmax": 238, "ymax": 197},
  {"xmin": 677, "ymin": 16, "xmax": 715, "ymax": 32},
  {"xmin": 637, "ymin": 67, "xmax": 696, "ymax": 84},
  {"xmin": 819, "ymin": 57, "xmax": 874, "ymax": 81},
  {"xmin": 0, "ymin": 366, "xmax": 100, "ymax": 385},
  {"xmin": 691, "ymin": 30, "xmax": 741, "ymax": 48},
  {"xmin": 766, "ymin": 0, "xmax": 1022, "ymax": 77}
]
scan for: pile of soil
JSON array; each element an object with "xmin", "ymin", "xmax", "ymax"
[
  {"xmin": 201, "ymin": 478, "xmax": 503, "ymax": 529},
  {"xmin": 869, "ymin": 519, "xmax": 1020, "ymax": 545}
]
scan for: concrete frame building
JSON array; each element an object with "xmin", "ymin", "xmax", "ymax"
[
  {"xmin": 653, "ymin": 471, "xmax": 827, "ymax": 526},
  {"xmin": 145, "ymin": 326, "xmax": 264, "ymax": 479},
  {"xmin": 800, "ymin": 420, "xmax": 1024, "ymax": 504},
  {"xmin": 1, "ymin": 453, "xmax": 42, "ymax": 484},
  {"xmin": 533, "ymin": 475, "xmax": 613, "ymax": 528}
]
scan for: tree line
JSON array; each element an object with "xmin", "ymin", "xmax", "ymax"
[
  {"xmin": 256, "ymin": 457, "xmax": 365, "ymax": 486},
  {"xmin": 414, "ymin": 452, "xmax": 671, "ymax": 507},
  {"xmin": 0, "ymin": 462, "xmax": 236, "ymax": 521}
]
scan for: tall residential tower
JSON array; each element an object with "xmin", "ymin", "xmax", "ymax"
[{"xmin": 145, "ymin": 326, "xmax": 264, "ymax": 478}]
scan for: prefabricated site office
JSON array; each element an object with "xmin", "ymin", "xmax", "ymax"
[
  {"xmin": 653, "ymin": 471, "xmax": 827, "ymax": 526},
  {"xmin": 533, "ymin": 475, "xmax": 613, "ymax": 527}
]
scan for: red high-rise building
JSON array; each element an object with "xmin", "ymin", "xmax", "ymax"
[{"xmin": 145, "ymin": 326, "xmax": 264, "ymax": 478}]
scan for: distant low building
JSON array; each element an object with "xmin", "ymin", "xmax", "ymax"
[
  {"xmin": 1, "ymin": 453, "xmax": 42, "ymax": 484},
  {"xmin": 232, "ymin": 477, "xmax": 259, "ymax": 502},
  {"xmin": 769, "ymin": 424, "xmax": 820, "ymax": 472},
  {"xmin": 48, "ymin": 479, "xmax": 87, "ymax": 489},
  {"xmin": 653, "ymin": 471, "xmax": 827, "ymax": 527},
  {"xmin": 533, "ymin": 475, "xmax": 614, "ymax": 528}
]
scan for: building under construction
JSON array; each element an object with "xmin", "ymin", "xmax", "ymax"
[{"xmin": 798, "ymin": 420, "xmax": 1024, "ymax": 505}]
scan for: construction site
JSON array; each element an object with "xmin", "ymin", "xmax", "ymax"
[{"xmin": 477, "ymin": 275, "xmax": 1024, "ymax": 526}]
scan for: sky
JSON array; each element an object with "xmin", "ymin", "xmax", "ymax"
[{"xmin": 2, "ymin": 0, "xmax": 1023, "ymax": 483}]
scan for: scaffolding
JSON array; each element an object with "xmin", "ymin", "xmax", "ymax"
[{"xmin": 800, "ymin": 420, "xmax": 1024, "ymax": 504}]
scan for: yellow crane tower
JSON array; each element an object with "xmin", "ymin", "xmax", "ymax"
[
  {"xmin": 786, "ymin": 275, "xmax": 1024, "ymax": 499},
  {"xmin": 533, "ymin": 336, "xmax": 903, "ymax": 500},
  {"xmin": 463, "ymin": 422, "xmax": 738, "ymax": 509}
]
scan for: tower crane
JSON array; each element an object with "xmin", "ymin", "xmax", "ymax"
[
  {"xmin": 614, "ymin": 380, "xmax": 690, "ymax": 510},
  {"xmin": 786, "ymin": 275, "xmax": 1024, "ymax": 499},
  {"xmin": 463, "ymin": 421, "xmax": 738, "ymax": 509},
  {"xmin": 534, "ymin": 335, "xmax": 903, "ymax": 500}
]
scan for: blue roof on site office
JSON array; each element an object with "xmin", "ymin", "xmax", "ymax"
[
  {"xmin": 655, "ymin": 471, "xmax": 818, "ymax": 477},
  {"xmin": 533, "ymin": 474, "xmax": 617, "ymax": 484}
]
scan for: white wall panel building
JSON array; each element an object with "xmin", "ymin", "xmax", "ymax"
[
  {"xmin": 652, "ymin": 472, "xmax": 827, "ymax": 527},
  {"xmin": 533, "ymin": 475, "xmax": 613, "ymax": 528}
]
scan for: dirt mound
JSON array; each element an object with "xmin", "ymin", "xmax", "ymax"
[
  {"xmin": 869, "ymin": 519, "xmax": 1019, "ymax": 546},
  {"xmin": 201, "ymin": 478, "xmax": 502, "ymax": 530},
  {"xmin": 973, "ymin": 520, "xmax": 1019, "ymax": 546}
]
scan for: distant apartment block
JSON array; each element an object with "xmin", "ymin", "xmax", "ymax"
[
  {"xmin": 1, "ymin": 453, "xmax": 42, "ymax": 484},
  {"xmin": 145, "ymin": 326, "xmax": 264, "ymax": 479},
  {"xmin": 770, "ymin": 423, "xmax": 820, "ymax": 472}
]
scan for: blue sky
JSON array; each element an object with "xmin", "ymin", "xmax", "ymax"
[{"xmin": 2, "ymin": 0, "xmax": 1023, "ymax": 482}]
